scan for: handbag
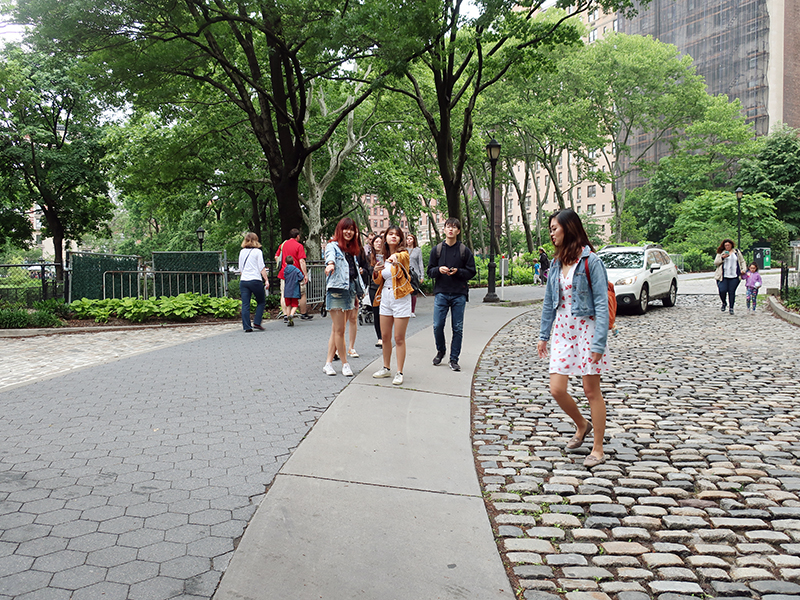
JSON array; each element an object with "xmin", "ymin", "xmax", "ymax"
[{"xmin": 399, "ymin": 262, "xmax": 421, "ymax": 294}]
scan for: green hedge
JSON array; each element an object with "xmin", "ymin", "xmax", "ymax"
[{"xmin": 69, "ymin": 293, "xmax": 242, "ymax": 323}]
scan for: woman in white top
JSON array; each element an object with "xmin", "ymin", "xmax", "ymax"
[
  {"xmin": 238, "ymin": 232, "xmax": 269, "ymax": 332},
  {"xmin": 713, "ymin": 238, "xmax": 746, "ymax": 315}
]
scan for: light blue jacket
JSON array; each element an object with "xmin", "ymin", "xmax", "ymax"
[
  {"xmin": 324, "ymin": 241, "xmax": 364, "ymax": 295},
  {"xmin": 539, "ymin": 245, "xmax": 610, "ymax": 354}
]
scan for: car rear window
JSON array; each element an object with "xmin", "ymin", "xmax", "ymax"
[{"xmin": 599, "ymin": 252, "xmax": 644, "ymax": 269}]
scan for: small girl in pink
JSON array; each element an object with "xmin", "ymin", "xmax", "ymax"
[{"xmin": 743, "ymin": 263, "xmax": 763, "ymax": 313}]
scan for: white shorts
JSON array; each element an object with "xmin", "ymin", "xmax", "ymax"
[{"xmin": 379, "ymin": 290, "xmax": 412, "ymax": 318}]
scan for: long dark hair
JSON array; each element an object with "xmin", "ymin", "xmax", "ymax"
[
  {"xmin": 717, "ymin": 239, "xmax": 735, "ymax": 253},
  {"xmin": 330, "ymin": 217, "xmax": 362, "ymax": 255},
  {"xmin": 550, "ymin": 209, "xmax": 592, "ymax": 265},
  {"xmin": 368, "ymin": 234, "xmax": 383, "ymax": 267},
  {"xmin": 382, "ymin": 225, "xmax": 407, "ymax": 254}
]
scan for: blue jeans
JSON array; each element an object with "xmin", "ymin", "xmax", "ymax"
[
  {"xmin": 240, "ymin": 279, "xmax": 266, "ymax": 330},
  {"xmin": 433, "ymin": 293, "xmax": 467, "ymax": 362},
  {"xmin": 717, "ymin": 277, "xmax": 740, "ymax": 309}
]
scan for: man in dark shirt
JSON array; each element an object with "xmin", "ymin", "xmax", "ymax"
[{"xmin": 427, "ymin": 218, "xmax": 477, "ymax": 371}]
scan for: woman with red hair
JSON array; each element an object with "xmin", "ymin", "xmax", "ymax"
[{"xmin": 323, "ymin": 218, "xmax": 363, "ymax": 377}]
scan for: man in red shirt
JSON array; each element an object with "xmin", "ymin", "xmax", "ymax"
[{"xmin": 275, "ymin": 229, "xmax": 312, "ymax": 320}]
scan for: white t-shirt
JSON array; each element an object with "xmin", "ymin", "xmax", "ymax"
[
  {"xmin": 239, "ymin": 248, "xmax": 265, "ymax": 282},
  {"xmin": 722, "ymin": 253, "xmax": 739, "ymax": 278}
]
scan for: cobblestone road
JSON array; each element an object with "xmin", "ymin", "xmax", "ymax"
[{"xmin": 474, "ymin": 295, "xmax": 800, "ymax": 600}]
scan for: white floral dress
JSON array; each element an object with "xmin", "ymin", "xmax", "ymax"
[{"xmin": 549, "ymin": 263, "xmax": 610, "ymax": 376}]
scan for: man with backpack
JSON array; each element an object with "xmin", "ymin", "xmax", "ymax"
[
  {"xmin": 427, "ymin": 218, "xmax": 477, "ymax": 372},
  {"xmin": 538, "ymin": 246, "xmax": 550, "ymax": 285}
]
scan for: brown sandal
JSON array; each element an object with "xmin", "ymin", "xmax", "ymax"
[
  {"xmin": 583, "ymin": 454, "xmax": 605, "ymax": 468},
  {"xmin": 566, "ymin": 422, "xmax": 592, "ymax": 449}
]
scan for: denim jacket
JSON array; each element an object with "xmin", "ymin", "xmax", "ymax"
[
  {"xmin": 325, "ymin": 242, "xmax": 356, "ymax": 293},
  {"xmin": 539, "ymin": 245, "xmax": 610, "ymax": 354}
]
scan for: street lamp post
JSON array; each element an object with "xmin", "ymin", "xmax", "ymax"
[
  {"xmin": 484, "ymin": 138, "xmax": 501, "ymax": 303},
  {"xmin": 735, "ymin": 187, "xmax": 744, "ymax": 250},
  {"xmin": 196, "ymin": 226, "xmax": 206, "ymax": 251}
]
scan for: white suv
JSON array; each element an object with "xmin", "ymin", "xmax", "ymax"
[{"xmin": 597, "ymin": 245, "xmax": 678, "ymax": 315}]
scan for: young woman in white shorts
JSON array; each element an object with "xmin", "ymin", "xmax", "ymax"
[{"xmin": 371, "ymin": 226, "xmax": 414, "ymax": 385}]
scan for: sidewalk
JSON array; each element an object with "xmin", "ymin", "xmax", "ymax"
[{"xmin": 213, "ymin": 303, "xmax": 531, "ymax": 600}]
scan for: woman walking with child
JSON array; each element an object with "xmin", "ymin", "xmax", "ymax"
[
  {"xmin": 372, "ymin": 226, "xmax": 413, "ymax": 385},
  {"xmin": 537, "ymin": 209, "xmax": 610, "ymax": 468}
]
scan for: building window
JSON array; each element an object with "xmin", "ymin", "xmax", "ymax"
[
  {"xmin": 587, "ymin": 204, "xmax": 596, "ymax": 214},
  {"xmin": 588, "ymin": 28, "xmax": 597, "ymax": 43},
  {"xmin": 613, "ymin": 19, "xmax": 618, "ymax": 31},
  {"xmin": 588, "ymin": 185, "xmax": 596, "ymax": 198},
  {"xmin": 557, "ymin": 172, "xmax": 562, "ymax": 184},
  {"xmin": 602, "ymin": 205, "xmax": 605, "ymax": 213},
  {"xmin": 576, "ymin": 188, "xmax": 582, "ymax": 199},
  {"xmin": 380, "ymin": 207, "xmax": 384, "ymax": 215}
]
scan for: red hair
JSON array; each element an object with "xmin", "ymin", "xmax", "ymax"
[{"xmin": 330, "ymin": 217, "xmax": 362, "ymax": 255}]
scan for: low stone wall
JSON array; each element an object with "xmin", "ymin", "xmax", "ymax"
[{"xmin": 768, "ymin": 295, "xmax": 800, "ymax": 327}]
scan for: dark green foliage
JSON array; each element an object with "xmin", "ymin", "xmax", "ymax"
[
  {"xmin": 0, "ymin": 308, "xmax": 30, "ymax": 328},
  {"xmin": 33, "ymin": 299, "xmax": 72, "ymax": 319},
  {"xmin": 30, "ymin": 310, "xmax": 62, "ymax": 328}
]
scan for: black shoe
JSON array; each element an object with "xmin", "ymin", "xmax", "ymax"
[
  {"xmin": 729, "ymin": 307, "xmax": 734, "ymax": 315},
  {"xmin": 244, "ymin": 329, "xmax": 253, "ymax": 333},
  {"xmin": 283, "ymin": 315, "xmax": 289, "ymax": 323},
  {"xmin": 721, "ymin": 304, "xmax": 727, "ymax": 312},
  {"xmin": 432, "ymin": 352, "xmax": 445, "ymax": 366},
  {"xmin": 300, "ymin": 313, "xmax": 313, "ymax": 320},
  {"xmin": 333, "ymin": 353, "xmax": 340, "ymax": 361},
  {"xmin": 449, "ymin": 361, "xmax": 461, "ymax": 372}
]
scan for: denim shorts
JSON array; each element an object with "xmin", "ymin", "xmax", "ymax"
[{"xmin": 326, "ymin": 287, "xmax": 354, "ymax": 311}]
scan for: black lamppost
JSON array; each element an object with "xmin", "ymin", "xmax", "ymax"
[
  {"xmin": 735, "ymin": 187, "xmax": 744, "ymax": 250},
  {"xmin": 484, "ymin": 138, "xmax": 501, "ymax": 303},
  {"xmin": 196, "ymin": 226, "xmax": 205, "ymax": 251}
]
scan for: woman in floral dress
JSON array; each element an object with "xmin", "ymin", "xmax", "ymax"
[{"xmin": 537, "ymin": 209, "xmax": 610, "ymax": 468}]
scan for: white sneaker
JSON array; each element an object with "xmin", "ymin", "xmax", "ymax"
[
  {"xmin": 392, "ymin": 372, "xmax": 404, "ymax": 385},
  {"xmin": 373, "ymin": 367, "xmax": 392, "ymax": 379},
  {"xmin": 342, "ymin": 363, "xmax": 354, "ymax": 377},
  {"xmin": 323, "ymin": 363, "xmax": 336, "ymax": 376},
  {"xmin": 347, "ymin": 348, "xmax": 359, "ymax": 358},
  {"xmin": 411, "ymin": 312, "xmax": 416, "ymax": 318}
]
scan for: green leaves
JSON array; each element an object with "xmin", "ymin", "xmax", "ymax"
[{"xmin": 68, "ymin": 293, "xmax": 242, "ymax": 322}]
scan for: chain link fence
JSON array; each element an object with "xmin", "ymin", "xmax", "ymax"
[
  {"xmin": 0, "ymin": 263, "xmax": 63, "ymax": 307},
  {"xmin": 151, "ymin": 252, "xmax": 226, "ymax": 297},
  {"xmin": 69, "ymin": 252, "xmax": 141, "ymax": 303}
]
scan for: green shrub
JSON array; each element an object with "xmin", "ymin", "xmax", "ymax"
[
  {"xmin": 33, "ymin": 298, "xmax": 72, "ymax": 319},
  {"xmin": 209, "ymin": 296, "xmax": 240, "ymax": 318},
  {"xmin": 784, "ymin": 287, "xmax": 800, "ymax": 311},
  {"xmin": 266, "ymin": 294, "xmax": 281, "ymax": 310},
  {"xmin": 30, "ymin": 310, "xmax": 62, "ymax": 328},
  {"xmin": 682, "ymin": 248, "xmax": 714, "ymax": 273},
  {"xmin": 0, "ymin": 308, "xmax": 30, "ymax": 328}
]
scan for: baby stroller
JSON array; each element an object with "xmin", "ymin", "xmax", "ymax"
[{"xmin": 357, "ymin": 297, "xmax": 374, "ymax": 326}]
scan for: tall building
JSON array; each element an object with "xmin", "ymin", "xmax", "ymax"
[{"xmin": 621, "ymin": 0, "xmax": 799, "ymax": 136}]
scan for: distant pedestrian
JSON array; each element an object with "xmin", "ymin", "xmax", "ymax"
[
  {"xmin": 282, "ymin": 256, "xmax": 303, "ymax": 326},
  {"xmin": 714, "ymin": 238, "xmax": 746, "ymax": 315},
  {"xmin": 238, "ymin": 232, "xmax": 269, "ymax": 333},
  {"xmin": 538, "ymin": 246, "xmax": 550, "ymax": 285},
  {"xmin": 407, "ymin": 233, "xmax": 424, "ymax": 318},
  {"xmin": 323, "ymin": 218, "xmax": 363, "ymax": 377},
  {"xmin": 366, "ymin": 234, "xmax": 385, "ymax": 348},
  {"xmin": 346, "ymin": 244, "xmax": 369, "ymax": 358},
  {"xmin": 743, "ymin": 262, "xmax": 763, "ymax": 313},
  {"xmin": 275, "ymin": 228, "xmax": 312, "ymax": 321},
  {"xmin": 537, "ymin": 209, "xmax": 610, "ymax": 468},
  {"xmin": 428, "ymin": 218, "xmax": 476, "ymax": 372},
  {"xmin": 372, "ymin": 226, "xmax": 413, "ymax": 385}
]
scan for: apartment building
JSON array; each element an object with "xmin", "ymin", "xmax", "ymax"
[{"xmin": 359, "ymin": 193, "xmax": 446, "ymax": 246}]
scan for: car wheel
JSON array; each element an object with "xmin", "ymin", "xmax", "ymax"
[
  {"xmin": 662, "ymin": 280, "xmax": 677, "ymax": 307},
  {"xmin": 635, "ymin": 285, "xmax": 649, "ymax": 315}
]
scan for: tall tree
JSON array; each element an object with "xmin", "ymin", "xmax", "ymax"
[
  {"xmin": 736, "ymin": 123, "xmax": 800, "ymax": 237},
  {"xmin": 567, "ymin": 33, "xmax": 708, "ymax": 241},
  {"xmin": 14, "ymin": 0, "xmax": 442, "ymax": 239},
  {"xmin": 0, "ymin": 45, "xmax": 112, "ymax": 277},
  {"xmin": 382, "ymin": 0, "xmax": 650, "ymax": 226}
]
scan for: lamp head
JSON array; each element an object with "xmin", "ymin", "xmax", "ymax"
[
  {"xmin": 196, "ymin": 226, "xmax": 206, "ymax": 241},
  {"xmin": 735, "ymin": 187, "xmax": 744, "ymax": 200},
  {"xmin": 486, "ymin": 138, "xmax": 501, "ymax": 163}
]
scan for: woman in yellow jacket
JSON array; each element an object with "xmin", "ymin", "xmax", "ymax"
[{"xmin": 372, "ymin": 226, "xmax": 414, "ymax": 385}]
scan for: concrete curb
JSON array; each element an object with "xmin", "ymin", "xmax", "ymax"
[
  {"xmin": 768, "ymin": 294, "xmax": 800, "ymax": 327},
  {"xmin": 0, "ymin": 319, "xmax": 239, "ymax": 338}
]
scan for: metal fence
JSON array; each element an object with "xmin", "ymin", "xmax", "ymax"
[
  {"xmin": 0, "ymin": 263, "xmax": 64, "ymax": 307},
  {"xmin": 69, "ymin": 252, "xmax": 141, "ymax": 302}
]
